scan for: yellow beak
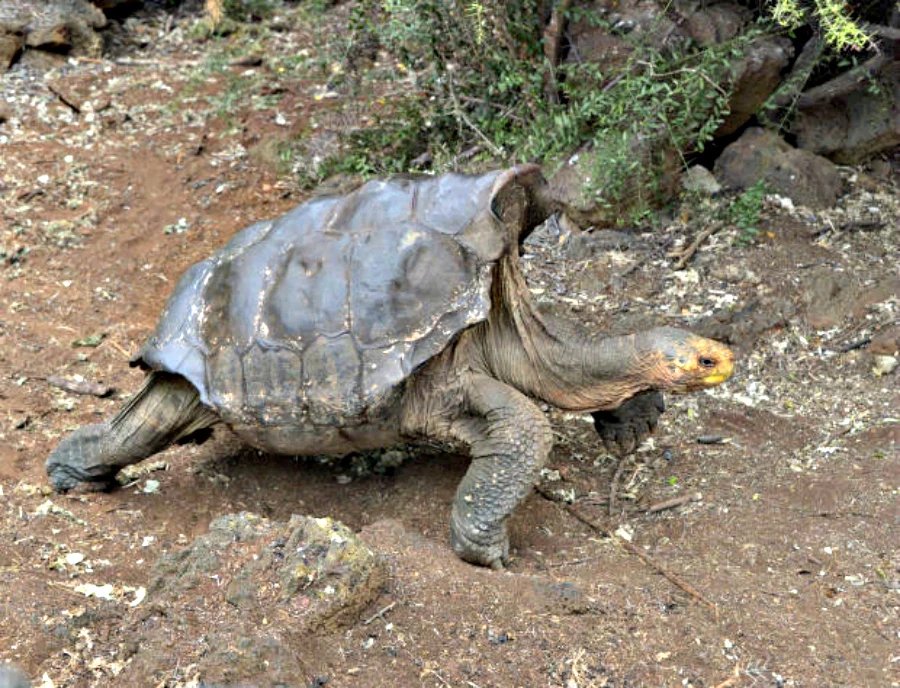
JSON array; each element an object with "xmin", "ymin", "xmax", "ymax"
[{"xmin": 702, "ymin": 359, "xmax": 734, "ymax": 386}]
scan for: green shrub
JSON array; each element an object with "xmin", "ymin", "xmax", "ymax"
[
  {"xmin": 726, "ymin": 180, "xmax": 768, "ymax": 245},
  {"xmin": 310, "ymin": 1, "xmax": 741, "ymax": 221},
  {"xmin": 768, "ymin": 0, "xmax": 872, "ymax": 51}
]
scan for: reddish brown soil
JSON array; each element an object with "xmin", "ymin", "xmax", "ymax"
[{"xmin": 0, "ymin": 6, "xmax": 897, "ymax": 687}]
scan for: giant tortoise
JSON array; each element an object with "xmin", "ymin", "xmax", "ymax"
[{"xmin": 47, "ymin": 165, "xmax": 734, "ymax": 568}]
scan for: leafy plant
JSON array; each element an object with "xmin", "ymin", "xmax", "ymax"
[
  {"xmin": 768, "ymin": 0, "xmax": 872, "ymax": 51},
  {"xmin": 305, "ymin": 0, "xmax": 744, "ymax": 224},
  {"xmin": 727, "ymin": 180, "xmax": 768, "ymax": 245}
]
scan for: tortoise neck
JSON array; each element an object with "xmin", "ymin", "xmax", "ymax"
[{"xmin": 478, "ymin": 256, "xmax": 652, "ymax": 411}]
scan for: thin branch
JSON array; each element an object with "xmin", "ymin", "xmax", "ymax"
[
  {"xmin": 542, "ymin": 0, "xmax": 573, "ymax": 104},
  {"xmin": 668, "ymin": 224, "xmax": 722, "ymax": 270},
  {"xmin": 446, "ymin": 74, "xmax": 503, "ymax": 157},
  {"xmin": 47, "ymin": 84, "xmax": 81, "ymax": 114},
  {"xmin": 363, "ymin": 601, "xmax": 396, "ymax": 625},
  {"xmin": 862, "ymin": 22, "xmax": 900, "ymax": 41},
  {"xmin": 609, "ymin": 457, "xmax": 628, "ymax": 517},
  {"xmin": 644, "ymin": 491, "xmax": 703, "ymax": 514},
  {"xmin": 619, "ymin": 538, "xmax": 718, "ymax": 614},
  {"xmin": 558, "ymin": 503, "xmax": 718, "ymax": 614},
  {"xmin": 797, "ymin": 54, "xmax": 889, "ymax": 109}
]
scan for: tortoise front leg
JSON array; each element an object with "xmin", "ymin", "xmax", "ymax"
[
  {"xmin": 449, "ymin": 376, "xmax": 552, "ymax": 568},
  {"xmin": 592, "ymin": 390, "xmax": 666, "ymax": 456}
]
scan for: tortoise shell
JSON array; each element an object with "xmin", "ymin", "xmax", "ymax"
[{"xmin": 133, "ymin": 169, "xmax": 542, "ymax": 427}]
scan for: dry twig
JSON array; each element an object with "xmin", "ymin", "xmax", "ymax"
[
  {"xmin": 619, "ymin": 537, "xmax": 718, "ymax": 615},
  {"xmin": 644, "ymin": 491, "xmax": 703, "ymax": 514},
  {"xmin": 608, "ymin": 457, "xmax": 628, "ymax": 517},
  {"xmin": 47, "ymin": 84, "xmax": 81, "ymax": 114},
  {"xmin": 668, "ymin": 224, "xmax": 721, "ymax": 270},
  {"xmin": 713, "ymin": 663, "xmax": 742, "ymax": 688},
  {"xmin": 563, "ymin": 504, "xmax": 718, "ymax": 614},
  {"xmin": 363, "ymin": 601, "xmax": 396, "ymax": 625}
]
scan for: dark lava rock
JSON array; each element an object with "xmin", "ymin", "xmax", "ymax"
[
  {"xmin": 716, "ymin": 37, "xmax": 793, "ymax": 137},
  {"xmin": 795, "ymin": 61, "xmax": 900, "ymax": 164},
  {"xmin": 150, "ymin": 512, "xmax": 384, "ymax": 629},
  {"xmin": 714, "ymin": 128, "xmax": 843, "ymax": 209},
  {"xmin": 694, "ymin": 297, "xmax": 796, "ymax": 349},
  {"xmin": 116, "ymin": 513, "xmax": 385, "ymax": 685},
  {"xmin": 0, "ymin": 0, "xmax": 106, "ymax": 69},
  {"xmin": 803, "ymin": 268, "xmax": 860, "ymax": 331},
  {"xmin": 684, "ymin": 3, "xmax": 748, "ymax": 46}
]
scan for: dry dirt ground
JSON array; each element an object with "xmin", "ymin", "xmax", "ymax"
[{"xmin": 1, "ymin": 6, "xmax": 898, "ymax": 688}]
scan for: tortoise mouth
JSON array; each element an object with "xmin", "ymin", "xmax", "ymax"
[
  {"xmin": 701, "ymin": 371, "xmax": 731, "ymax": 386},
  {"xmin": 702, "ymin": 357, "xmax": 734, "ymax": 386}
]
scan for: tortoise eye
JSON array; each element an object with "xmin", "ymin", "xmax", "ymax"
[{"xmin": 698, "ymin": 356, "xmax": 716, "ymax": 369}]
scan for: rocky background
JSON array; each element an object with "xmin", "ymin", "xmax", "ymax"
[{"xmin": 0, "ymin": 1, "xmax": 897, "ymax": 686}]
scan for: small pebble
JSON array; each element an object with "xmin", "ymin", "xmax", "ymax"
[{"xmin": 871, "ymin": 355, "xmax": 897, "ymax": 377}]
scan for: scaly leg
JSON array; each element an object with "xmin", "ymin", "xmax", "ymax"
[
  {"xmin": 449, "ymin": 375, "xmax": 552, "ymax": 568},
  {"xmin": 46, "ymin": 372, "xmax": 218, "ymax": 492}
]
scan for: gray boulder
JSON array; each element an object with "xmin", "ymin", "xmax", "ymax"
[
  {"xmin": 716, "ymin": 37, "xmax": 793, "ymax": 136},
  {"xmin": 0, "ymin": 665, "xmax": 30, "ymax": 688},
  {"xmin": 115, "ymin": 513, "xmax": 385, "ymax": 685},
  {"xmin": 714, "ymin": 127, "xmax": 843, "ymax": 208},
  {"xmin": 794, "ymin": 60, "xmax": 900, "ymax": 164}
]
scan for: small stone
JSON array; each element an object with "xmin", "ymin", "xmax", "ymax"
[
  {"xmin": 0, "ymin": 34, "xmax": 24, "ymax": 71},
  {"xmin": 871, "ymin": 355, "xmax": 897, "ymax": 377},
  {"xmin": 869, "ymin": 326, "xmax": 900, "ymax": 357},
  {"xmin": 681, "ymin": 165, "xmax": 721, "ymax": 196}
]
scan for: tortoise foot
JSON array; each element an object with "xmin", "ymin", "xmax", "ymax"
[
  {"xmin": 46, "ymin": 424, "xmax": 121, "ymax": 492},
  {"xmin": 450, "ymin": 508, "xmax": 509, "ymax": 570}
]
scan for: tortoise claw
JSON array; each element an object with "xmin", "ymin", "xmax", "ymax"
[
  {"xmin": 593, "ymin": 391, "xmax": 666, "ymax": 457},
  {"xmin": 449, "ymin": 508, "xmax": 510, "ymax": 569},
  {"xmin": 46, "ymin": 424, "xmax": 121, "ymax": 492}
]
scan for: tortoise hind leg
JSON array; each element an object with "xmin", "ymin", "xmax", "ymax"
[{"xmin": 46, "ymin": 372, "xmax": 219, "ymax": 492}]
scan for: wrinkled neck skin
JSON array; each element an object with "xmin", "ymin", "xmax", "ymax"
[{"xmin": 470, "ymin": 255, "xmax": 657, "ymax": 412}]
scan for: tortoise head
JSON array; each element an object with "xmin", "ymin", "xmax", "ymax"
[
  {"xmin": 488, "ymin": 164, "xmax": 558, "ymax": 243},
  {"xmin": 638, "ymin": 327, "xmax": 735, "ymax": 393}
]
